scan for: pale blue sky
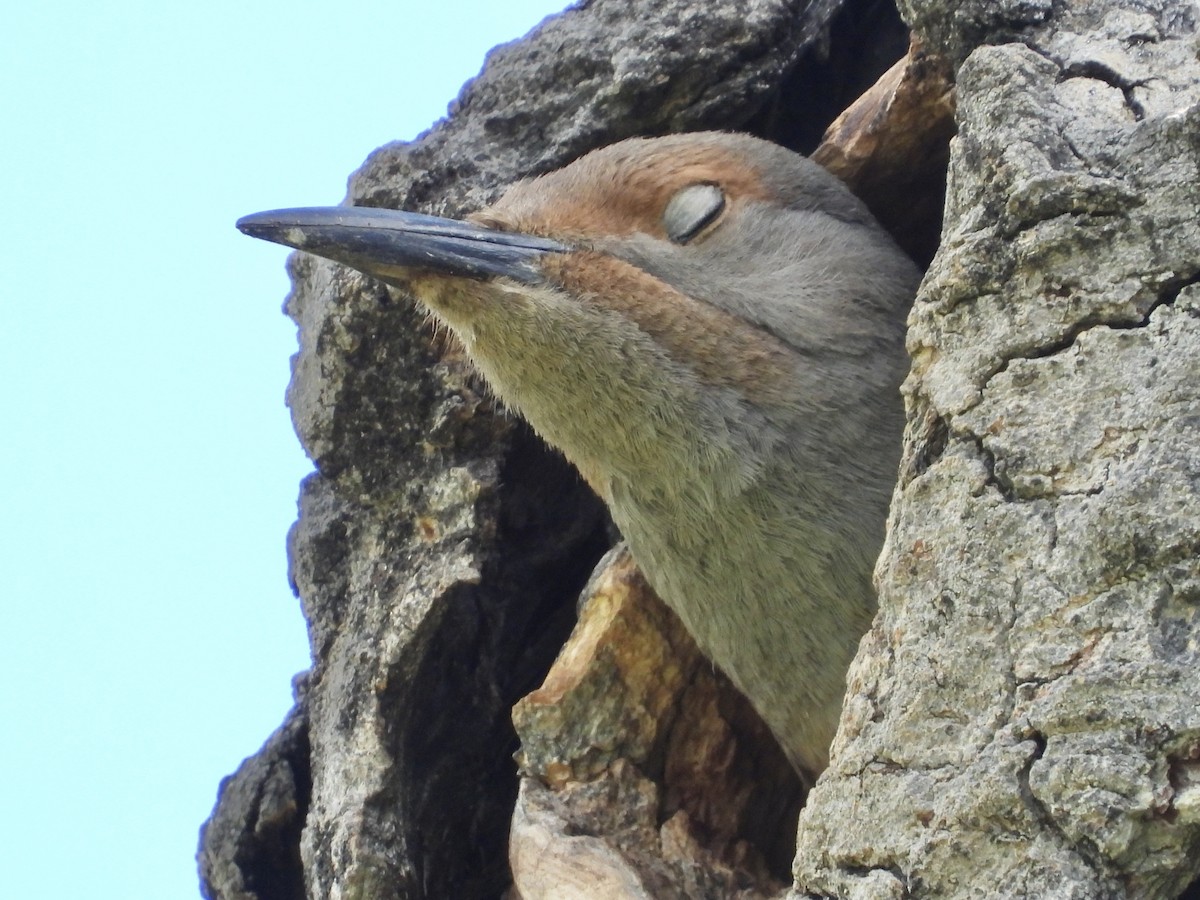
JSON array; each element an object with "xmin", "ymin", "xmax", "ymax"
[{"xmin": 0, "ymin": 3, "xmax": 566, "ymax": 897}]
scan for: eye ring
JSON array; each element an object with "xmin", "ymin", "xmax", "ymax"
[{"xmin": 662, "ymin": 183, "xmax": 726, "ymax": 244}]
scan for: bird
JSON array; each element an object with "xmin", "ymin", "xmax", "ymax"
[{"xmin": 238, "ymin": 132, "xmax": 920, "ymax": 779}]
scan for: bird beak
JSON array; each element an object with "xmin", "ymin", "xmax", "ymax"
[{"xmin": 236, "ymin": 206, "xmax": 568, "ymax": 286}]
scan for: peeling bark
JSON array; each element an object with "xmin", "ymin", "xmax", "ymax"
[{"xmin": 509, "ymin": 548, "xmax": 802, "ymax": 899}]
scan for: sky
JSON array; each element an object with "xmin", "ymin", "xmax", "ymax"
[{"xmin": 0, "ymin": 2, "xmax": 567, "ymax": 898}]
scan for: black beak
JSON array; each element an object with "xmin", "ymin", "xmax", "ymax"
[{"xmin": 236, "ymin": 206, "xmax": 567, "ymax": 285}]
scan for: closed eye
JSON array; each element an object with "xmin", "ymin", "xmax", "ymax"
[{"xmin": 662, "ymin": 184, "xmax": 725, "ymax": 244}]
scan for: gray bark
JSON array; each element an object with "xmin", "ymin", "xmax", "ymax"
[
  {"xmin": 793, "ymin": 1, "xmax": 1200, "ymax": 897},
  {"xmin": 199, "ymin": 0, "xmax": 1200, "ymax": 898}
]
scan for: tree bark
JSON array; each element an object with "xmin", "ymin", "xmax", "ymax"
[
  {"xmin": 198, "ymin": 1, "xmax": 1200, "ymax": 898},
  {"xmin": 794, "ymin": 1, "xmax": 1200, "ymax": 897}
]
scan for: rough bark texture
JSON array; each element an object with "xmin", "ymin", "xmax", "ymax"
[
  {"xmin": 200, "ymin": 701, "xmax": 310, "ymax": 900},
  {"xmin": 792, "ymin": 1, "xmax": 1200, "ymax": 898},
  {"xmin": 509, "ymin": 547, "xmax": 804, "ymax": 899},
  {"xmin": 199, "ymin": 0, "xmax": 1200, "ymax": 897}
]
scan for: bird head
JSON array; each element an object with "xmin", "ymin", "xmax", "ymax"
[{"xmin": 239, "ymin": 132, "xmax": 917, "ymax": 505}]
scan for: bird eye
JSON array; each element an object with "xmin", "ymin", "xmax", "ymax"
[{"xmin": 662, "ymin": 184, "xmax": 725, "ymax": 244}]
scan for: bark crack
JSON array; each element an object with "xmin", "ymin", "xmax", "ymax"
[
  {"xmin": 1015, "ymin": 731, "xmax": 1117, "ymax": 881},
  {"xmin": 1059, "ymin": 59, "xmax": 1152, "ymax": 121},
  {"xmin": 984, "ymin": 268, "xmax": 1198, "ymax": 381},
  {"xmin": 938, "ymin": 268, "xmax": 1192, "ymax": 502}
]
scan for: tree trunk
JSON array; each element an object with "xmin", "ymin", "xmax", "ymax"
[
  {"xmin": 793, "ymin": 2, "xmax": 1200, "ymax": 896},
  {"xmin": 198, "ymin": 1, "xmax": 1200, "ymax": 898}
]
